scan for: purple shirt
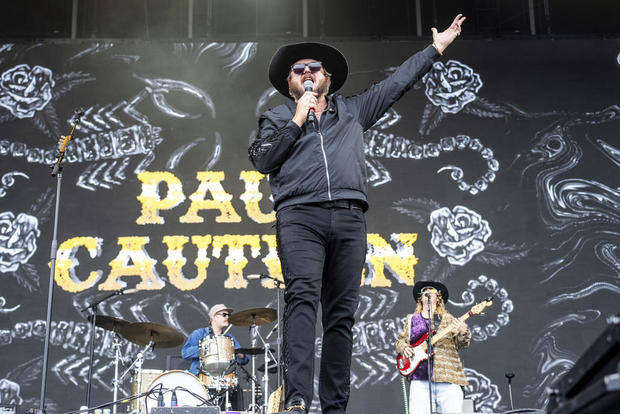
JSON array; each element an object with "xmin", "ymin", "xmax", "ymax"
[{"xmin": 409, "ymin": 313, "xmax": 434, "ymax": 381}]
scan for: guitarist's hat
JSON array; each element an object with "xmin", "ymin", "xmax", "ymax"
[{"xmin": 413, "ymin": 281, "xmax": 449, "ymax": 302}]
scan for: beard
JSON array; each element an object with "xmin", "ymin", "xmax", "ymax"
[{"xmin": 289, "ymin": 76, "xmax": 331, "ymax": 100}]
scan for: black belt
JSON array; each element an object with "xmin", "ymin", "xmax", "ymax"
[{"xmin": 312, "ymin": 199, "xmax": 364, "ymax": 210}]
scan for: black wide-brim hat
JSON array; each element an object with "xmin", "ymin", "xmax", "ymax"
[
  {"xmin": 268, "ymin": 41, "xmax": 348, "ymax": 98},
  {"xmin": 412, "ymin": 281, "xmax": 449, "ymax": 303}
]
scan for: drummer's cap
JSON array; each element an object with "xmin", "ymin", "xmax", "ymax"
[{"xmin": 209, "ymin": 304, "xmax": 233, "ymax": 320}]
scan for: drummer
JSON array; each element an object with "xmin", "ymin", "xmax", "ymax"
[{"xmin": 181, "ymin": 303, "xmax": 250, "ymax": 375}]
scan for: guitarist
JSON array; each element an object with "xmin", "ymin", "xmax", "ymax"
[{"xmin": 395, "ymin": 281, "xmax": 471, "ymax": 414}]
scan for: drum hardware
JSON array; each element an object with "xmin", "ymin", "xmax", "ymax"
[
  {"xmin": 127, "ymin": 369, "xmax": 164, "ymax": 413},
  {"xmin": 111, "ymin": 332, "xmax": 123, "ymax": 414},
  {"xmin": 86, "ymin": 314, "xmax": 131, "ymax": 414},
  {"xmin": 235, "ymin": 347, "xmax": 266, "ymax": 355},
  {"xmin": 199, "ymin": 335, "xmax": 235, "ymax": 375},
  {"xmin": 120, "ymin": 322, "xmax": 185, "ymax": 349},
  {"xmin": 117, "ymin": 339, "xmax": 154, "ymax": 414},
  {"xmin": 234, "ymin": 309, "xmax": 278, "ymax": 414},
  {"xmin": 257, "ymin": 361, "xmax": 280, "ymax": 374},
  {"xmin": 229, "ymin": 308, "xmax": 277, "ymax": 327},
  {"xmin": 144, "ymin": 371, "xmax": 209, "ymax": 412},
  {"xmin": 80, "ymin": 290, "xmax": 137, "ymax": 408},
  {"xmin": 245, "ymin": 274, "xmax": 285, "ymax": 390},
  {"xmin": 88, "ymin": 315, "xmax": 130, "ymax": 332},
  {"xmin": 116, "ymin": 322, "xmax": 183, "ymax": 413}
]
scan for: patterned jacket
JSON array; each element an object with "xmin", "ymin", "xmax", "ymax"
[{"xmin": 395, "ymin": 311, "xmax": 471, "ymax": 386}]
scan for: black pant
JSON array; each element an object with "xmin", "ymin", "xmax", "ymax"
[{"xmin": 276, "ymin": 201, "xmax": 366, "ymax": 414}]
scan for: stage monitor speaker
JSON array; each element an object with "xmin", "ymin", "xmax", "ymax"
[
  {"xmin": 151, "ymin": 407, "xmax": 219, "ymax": 414},
  {"xmin": 555, "ymin": 319, "xmax": 619, "ymax": 399},
  {"xmin": 551, "ymin": 372, "xmax": 619, "ymax": 414}
]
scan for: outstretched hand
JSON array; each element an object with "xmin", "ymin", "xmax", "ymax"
[{"xmin": 431, "ymin": 14, "xmax": 466, "ymax": 54}]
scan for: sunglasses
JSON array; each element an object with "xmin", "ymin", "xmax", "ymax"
[
  {"xmin": 291, "ymin": 61, "xmax": 322, "ymax": 75},
  {"xmin": 219, "ymin": 312, "xmax": 231, "ymax": 317},
  {"xmin": 421, "ymin": 287, "xmax": 438, "ymax": 294}
]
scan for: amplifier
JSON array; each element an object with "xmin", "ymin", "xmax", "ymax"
[
  {"xmin": 555, "ymin": 321, "xmax": 619, "ymax": 399},
  {"xmin": 0, "ymin": 406, "xmax": 16, "ymax": 414},
  {"xmin": 552, "ymin": 372, "xmax": 620, "ymax": 414},
  {"xmin": 151, "ymin": 408, "xmax": 219, "ymax": 414}
]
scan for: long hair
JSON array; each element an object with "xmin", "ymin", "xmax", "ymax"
[{"xmin": 414, "ymin": 293, "xmax": 446, "ymax": 315}]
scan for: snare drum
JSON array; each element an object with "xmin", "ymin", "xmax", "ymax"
[
  {"xmin": 128, "ymin": 369, "xmax": 163, "ymax": 413},
  {"xmin": 199, "ymin": 335, "xmax": 234, "ymax": 374},
  {"xmin": 145, "ymin": 370, "xmax": 208, "ymax": 412},
  {"xmin": 198, "ymin": 372, "xmax": 238, "ymax": 389}
]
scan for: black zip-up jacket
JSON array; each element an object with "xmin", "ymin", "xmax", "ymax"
[{"xmin": 249, "ymin": 45, "xmax": 440, "ymax": 212}]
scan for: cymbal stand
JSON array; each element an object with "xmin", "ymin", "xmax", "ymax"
[
  {"xmin": 249, "ymin": 318, "xmax": 258, "ymax": 414},
  {"xmin": 251, "ymin": 322, "xmax": 278, "ymax": 414},
  {"xmin": 80, "ymin": 291, "xmax": 127, "ymax": 408},
  {"xmin": 111, "ymin": 333, "xmax": 123, "ymax": 414},
  {"xmin": 262, "ymin": 343, "xmax": 270, "ymax": 413},
  {"xmin": 253, "ymin": 274, "xmax": 284, "ymax": 387},
  {"xmin": 117, "ymin": 339, "xmax": 154, "ymax": 413}
]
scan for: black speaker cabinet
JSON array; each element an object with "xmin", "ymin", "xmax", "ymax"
[
  {"xmin": 556, "ymin": 321, "xmax": 619, "ymax": 399},
  {"xmin": 549, "ymin": 320, "xmax": 620, "ymax": 414},
  {"xmin": 151, "ymin": 407, "xmax": 219, "ymax": 414}
]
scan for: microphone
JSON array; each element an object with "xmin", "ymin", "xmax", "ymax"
[
  {"xmin": 119, "ymin": 288, "xmax": 140, "ymax": 295},
  {"xmin": 265, "ymin": 323, "xmax": 278, "ymax": 340},
  {"xmin": 303, "ymin": 79, "xmax": 315, "ymax": 123},
  {"xmin": 73, "ymin": 107, "xmax": 85, "ymax": 120},
  {"xmin": 246, "ymin": 274, "xmax": 265, "ymax": 280}
]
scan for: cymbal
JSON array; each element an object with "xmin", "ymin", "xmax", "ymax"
[
  {"xmin": 120, "ymin": 322, "xmax": 185, "ymax": 348},
  {"xmin": 229, "ymin": 307, "xmax": 277, "ymax": 326},
  {"xmin": 87, "ymin": 315, "xmax": 129, "ymax": 332},
  {"xmin": 235, "ymin": 346, "xmax": 265, "ymax": 355},
  {"xmin": 258, "ymin": 362, "xmax": 279, "ymax": 374}
]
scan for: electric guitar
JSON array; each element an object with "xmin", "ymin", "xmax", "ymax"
[{"xmin": 396, "ymin": 298, "xmax": 493, "ymax": 376}]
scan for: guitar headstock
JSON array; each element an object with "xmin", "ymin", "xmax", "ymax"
[{"xmin": 470, "ymin": 297, "xmax": 493, "ymax": 315}]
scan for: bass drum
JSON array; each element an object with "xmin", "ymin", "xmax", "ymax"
[{"xmin": 144, "ymin": 370, "xmax": 208, "ymax": 412}]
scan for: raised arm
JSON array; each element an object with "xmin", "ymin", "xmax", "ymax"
[
  {"xmin": 431, "ymin": 14, "xmax": 466, "ymax": 55},
  {"xmin": 350, "ymin": 14, "xmax": 466, "ymax": 130}
]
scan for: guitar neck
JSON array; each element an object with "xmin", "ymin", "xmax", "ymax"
[{"xmin": 429, "ymin": 311, "xmax": 472, "ymax": 346}]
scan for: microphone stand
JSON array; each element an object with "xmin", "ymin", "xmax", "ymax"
[
  {"xmin": 506, "ymin": 372, "xmax": 515, "ymax": 411},
  {"xmin": 38, "ymin": 110, "xmax": 83, "ymax": 414},
  {"xmin": 426, "ymin": 295, "xmax": 434, "ymax": 414},
  {"xmin": 80, "ymin": 289, "xmax": 127, "ymax": 407}
]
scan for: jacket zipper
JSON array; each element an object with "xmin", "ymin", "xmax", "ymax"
[{"xmin": 317, "ymin": 122, "xmax": 332, "ymax": 200}]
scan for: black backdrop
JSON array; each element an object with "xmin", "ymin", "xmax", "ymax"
[{"xmin": 0, "ymin": 38, "xmax": 618, "ymax": 413}]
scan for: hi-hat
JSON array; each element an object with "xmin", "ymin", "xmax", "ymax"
[
  {"xmin": 87, "ymin": 315, "xmax": 130, "ymax": 333},
  {"xmin": 229, "ymin": 307, "xmax": 277, "ymax": 326},
  {"xmin": 121, "ymin": 322, "xmax": 185, "ymax": 348},
  {"xmin": 258, "ymin": 362, "xmax": 280, "ymax": 374},
  {"xmin": 235, "ymin": 346, "xmax": 265, "ymax": 355}
]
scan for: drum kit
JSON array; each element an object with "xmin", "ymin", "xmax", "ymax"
[{"xmin": 92, "ymin": 307, "xmax": 280, "ymax": 414}]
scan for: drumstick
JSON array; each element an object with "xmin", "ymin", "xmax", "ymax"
[{"xmin": 223, "ymin": 323, "xmax": 233, "ymax": 335}]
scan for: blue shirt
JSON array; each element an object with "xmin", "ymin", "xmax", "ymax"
[{"xmin": 181, "ymin": 327, "xmax": 249, "ymax": 375}]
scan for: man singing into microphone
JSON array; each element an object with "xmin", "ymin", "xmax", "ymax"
[{"xmin": 249, "ymin": 14, "xmax": 466, "ymax": 414}]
